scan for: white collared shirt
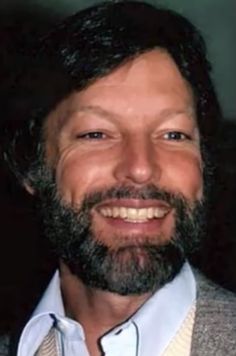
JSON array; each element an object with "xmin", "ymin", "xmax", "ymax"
[{"xmin": 17, "ymin": 262, "xmax": 196, "ymax": 356}]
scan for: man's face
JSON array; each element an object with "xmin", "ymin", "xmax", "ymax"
[{"xmin": 42, "ymin": 50, "xmax": 204, "ymax": 294}]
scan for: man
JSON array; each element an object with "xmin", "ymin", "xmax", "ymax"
[{"xmin": 2, "ymin": 1, "xmax": 236, "ymax": 355}]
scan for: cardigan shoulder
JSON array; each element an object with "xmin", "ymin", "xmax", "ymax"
[{"xmin": 191, "ymin": 269, "xmax": 236, "ymax": 356}]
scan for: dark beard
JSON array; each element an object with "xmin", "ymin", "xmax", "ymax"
[{"xmin": 37, "ymin": 176, "xmax": 206, "ymax": 296}]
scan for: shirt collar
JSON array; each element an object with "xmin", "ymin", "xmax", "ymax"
[
  {"xmin": 18, "ymin": 262, "xmax": 195, "ymax": 356},
  {"xmin": 95, "ymin": 262, "xmax": 195, "ymax": 356},
  {"xmin": 132, "ymin": 262, "xmax": 196, "ymax": 355},
  {"xmin": 32, "ymin": 270, "xmax": 65, "ymax": 317}
]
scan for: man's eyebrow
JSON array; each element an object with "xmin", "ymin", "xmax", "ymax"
[
  {"xmin": 158, "ymin": 107, "xmax": 196, "ymax": 120},
  {"xmin": 60, "ymin": 104, "xmax": 196, "ymax": 128},
  {"xmin": 67, "ymin": 105, "xmax": 118, "ymax": 120},
  {"xmin": 56, "ymin": 105, "xmax": 118, "ymax": 130}
]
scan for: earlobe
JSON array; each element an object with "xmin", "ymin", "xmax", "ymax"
[{"xmin": 23, "ymin": 181, "xmax": 35, "ymax": 195}]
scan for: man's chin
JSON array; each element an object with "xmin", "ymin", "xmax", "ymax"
[
  {"xmin": 65, "ymin": 242, "xmax": 186, "ymax": 296},
  {"xmin": 39, "ymin": 182, "xmax": 204, "ymax": 295}
]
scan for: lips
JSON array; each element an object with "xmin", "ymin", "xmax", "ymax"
[
  {"xmin": 99, "ymin": 206, "xmax": 169, "ymax": 222},
  {"xmin": 92, "ymin": 200, "xmax": 173, "ymax": 243},
  {"xmin": 96, "ymin": 199, "xmax": 170, "ymax": 223}
]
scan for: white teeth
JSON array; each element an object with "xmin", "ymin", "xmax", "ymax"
[
  {"xmin": 138, "ymin": 208, "xmax": 147, "ymax": 219},
  {"xmin": 100, "ymin": 207, "xmax": 168, "ymax": 221},
  {"xmin": 120, "ymin": 207, "xmax": 127, "ymax": 219},
  {"xmin": 147, "ymin": 207, "xmax": 153, "ymax": 219},
  {"xmin": 113, "ymin": 207, "xmax": 120, "ymax": 218},
  {"xmin": 155, "ymin": 209, "xmax": 166, "ymax": 218},
  {"xmin": 128, "ymin": 208, "xmax": 138, "ymax": 220}
]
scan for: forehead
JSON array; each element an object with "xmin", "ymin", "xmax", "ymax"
[
  {"xmin": 89, "ymin": 49, "xmax": 187, "ymax": 90},
  {"xmin": 45, "ymin": 49, "xmax": 193, "ymax": 128},
  {"xmin": 44, "ymin": 49, "xmax": 195, "ymax": 164}
]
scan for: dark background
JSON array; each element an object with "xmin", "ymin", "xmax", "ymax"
[{"xmin": 0, "ymin": 1, "xmax": 236, "ymax": 335}]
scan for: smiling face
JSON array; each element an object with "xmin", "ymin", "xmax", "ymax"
[
  {"xmin": 45, "ymin": 49, "xmax": 202, "ymax": 241},
  {"xmin": 40, "ymin": 50, "xmax": 204, "ymax": 294}
]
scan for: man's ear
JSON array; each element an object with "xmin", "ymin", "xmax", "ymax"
[{"xmin": 23, "ymin": 181, "xmax": 35, "ymax": 195}]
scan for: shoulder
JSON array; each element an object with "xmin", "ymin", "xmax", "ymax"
[
  {"xmin": 0, "ymin": 335, "xmax": 10, "ymax": 356},
  {"xmin": 194, "ymin": 268, "xmax": 236, "ymax": 307},
  {"xmin": 191, "ymin": 269, "xmax": 236, "ymax": 355}
]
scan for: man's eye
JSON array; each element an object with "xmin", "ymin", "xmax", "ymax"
[
  {"xmin": 76, "ymin": 132, "xmax": 106, "ymax": 140},
  {"xmin": 163, "ymin": 131, "xmax": 190, "ymax": 141}
]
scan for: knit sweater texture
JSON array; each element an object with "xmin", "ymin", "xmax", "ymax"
[
  {"xmin": 163, "ymin": 304, "xmax": 195, "ymax": 356},
  {"xmin": 191, "ymin": 270, "xmax": 236, "ymax": 355}
]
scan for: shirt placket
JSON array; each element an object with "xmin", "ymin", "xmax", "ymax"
[
  {"xmin": 56, "ymin": 318, "xmax": 90, "ymax": 356},
  {"xmin": 100, "ymin": 322, "xmax": 139, "ymax": 356}
]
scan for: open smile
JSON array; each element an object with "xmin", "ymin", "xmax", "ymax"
[
  {"xmin": 92, "ymin": 200, "xmax": 174, "ymax": 244},
  {"xmin": 99, "ymin": 206, "xmax": 169, "ymax": 223},
  {"xmin": 95, "ymin": 199, "xmax": 171, "ymax": 228}
]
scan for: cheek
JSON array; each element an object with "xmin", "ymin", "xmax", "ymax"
[
  {"xmin": 162, "ymin": 151, "xmax": 203, "ymax": 201},
  {"xmin": 55, "ymin": 151, "xmax": 115, "ymax": 205}
]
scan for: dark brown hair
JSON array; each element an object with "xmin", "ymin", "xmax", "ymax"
[{"xmin": 3, "ymin": 0, "xmax": 221, "ymax": 188}]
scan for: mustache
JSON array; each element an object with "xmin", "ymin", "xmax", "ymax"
[{"xmin": 62, "ymin": 184, "xmax": 196, "ymax": 213}]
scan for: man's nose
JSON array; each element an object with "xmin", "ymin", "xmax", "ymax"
[{"xmin": 113, "ymin": 136, "xmax": 160, "ymax": 185}]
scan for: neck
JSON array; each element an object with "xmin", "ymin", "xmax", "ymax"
[{"xmin": 59, "ymin": 261, "xmax": 151, "ymax": 355}]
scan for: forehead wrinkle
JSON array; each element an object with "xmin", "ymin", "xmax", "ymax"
[
  {"xmin": 58, "ymin": 105, "xmax": 197, "ymax": 135},
  {"xmin": 60, "ymin": 105, "xmax": 122, "ymax": 128},
  {"xmin": 45, "ymin": 88, "xmax": 196, "ymax": 137}
]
